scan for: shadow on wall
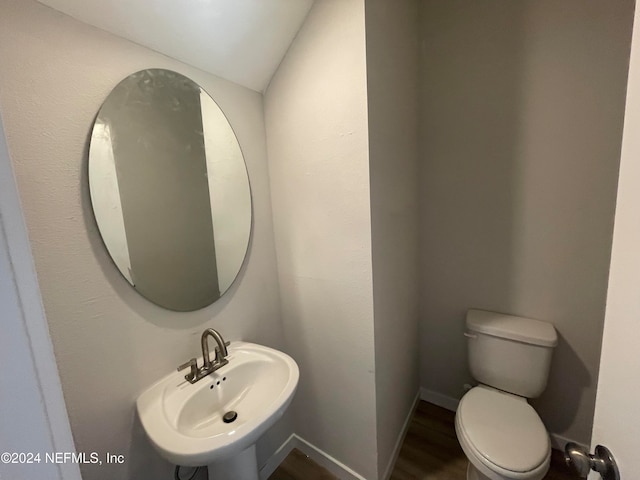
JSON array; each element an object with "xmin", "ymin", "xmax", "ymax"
[
  {"xmin": 530, "ymin": 334, "xmax": 592, "ymax": 437},
  {"xmin": 419, "ymin": 0, "xmax": 634, "ymax": 446},
  {"xmin": 420, "ymin": 0, "xmax": 527, "ymax": 399}
]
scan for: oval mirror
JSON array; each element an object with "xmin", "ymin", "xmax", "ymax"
[{"xmin": 88, "ymin": 69, "xmax": 251, "ymax": 311}]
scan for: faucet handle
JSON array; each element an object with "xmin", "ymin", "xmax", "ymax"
[
  {"xmin": 177, "ymin": 358, "xmax": 199, "ymax": 382},
  {"xmin": 214, "ymin": 341, "xmax": 231, "ymax": 361}
]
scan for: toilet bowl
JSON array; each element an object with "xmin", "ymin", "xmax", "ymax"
[
  {"xmin": 455, "ymin": 386, "xmax": 550, "ymax": 480},
  {"xmin": 455, "ymin": 310, "xmax": 557, "ymax": 480}
]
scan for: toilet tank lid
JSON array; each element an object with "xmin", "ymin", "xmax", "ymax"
[{"xmin": 466, "ymin": 309, "xmax": 558, "ymax": 347}]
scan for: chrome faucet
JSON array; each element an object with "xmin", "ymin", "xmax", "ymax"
[
  {"xmin": 201, "ymin": 328, "xmax": 229, "ymax": 370},
  {"xmin": 178, "ymin": 328, "xmax": 230, "ymax": 384}
]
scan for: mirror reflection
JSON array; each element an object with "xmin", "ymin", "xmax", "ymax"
[{"xmin": 89, "ymin": 69, "xmax": 251, "ymax": 311}]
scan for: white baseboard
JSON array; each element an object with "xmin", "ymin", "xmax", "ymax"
[
  {"xmin": 382, "ymin": 391, "xmax": 420, "ymax": 480},
  {"xmin": 419, "ymin": 387, "xmax": 460, "ymax": 411},
  {"xmin": 261, "ymin": 392, "xmax": 420, "ymax": 480},
  {"xmin": 259, "ymin": 433, "xmax": 367, "ymax": 480},
  {"xmin": 295, "ymin": 435, "xmax": 368, "ymax": 480},
  {"xmin": 549, "ymin": 432, "xmax": 588, "ymax": 452},
  {"xmin": 418, "ymin": 387, "xmax": 589, "ymax": 453},
  {"xmin": 259, "ymin": 433, "xmax": 297, "ymax": 480}
]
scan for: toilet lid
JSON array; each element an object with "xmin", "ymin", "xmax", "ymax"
[{"xmin": 457, "ymin": 387, "xmax": 549, "ymax": 473}]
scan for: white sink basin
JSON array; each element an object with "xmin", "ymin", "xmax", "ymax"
[{"xmin": 137, "ymin": 341, "xmax": 299, "ymax": 468}]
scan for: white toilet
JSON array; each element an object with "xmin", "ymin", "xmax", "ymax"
[{"xmin": 455, "ymin": 309, "xmax": 558, "ymax": 480}]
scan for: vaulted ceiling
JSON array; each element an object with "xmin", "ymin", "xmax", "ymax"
[{"xmin": 36, "ymin": 0, "xmax": 314, "ymax": 92}]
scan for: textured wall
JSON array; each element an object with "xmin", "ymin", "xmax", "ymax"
[
  {"xmin": 264, "ymin": 0, "xmax": 379, "ymax": 478},
  {"xmin": 364, "ymin": 0, "xmax": 421, "ymax": 477},
  {"xmin": 419, "ymin": 0, "xmax": 634, "ymax": 445},
  {"xmin": 0, "ymin": 1, "xmax": 290, "ymax": 479}
]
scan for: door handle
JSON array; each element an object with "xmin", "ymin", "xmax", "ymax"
[{"xmin": 564, "ymin": 443, "xmax": 620, "ymax": 480}]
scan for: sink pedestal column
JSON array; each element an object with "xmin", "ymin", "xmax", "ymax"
[{"xmin": 207, "ymin": 445, "xmax": 259, "ymax": 480}]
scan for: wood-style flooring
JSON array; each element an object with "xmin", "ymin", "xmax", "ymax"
[{"xmin": 269, "ymin": 401, "xmax": 575, "ymax": 480}]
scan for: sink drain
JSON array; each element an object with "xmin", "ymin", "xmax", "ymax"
[{"xmin": 223, "ymin": 411, "xmax": 238, "ymax": 423}]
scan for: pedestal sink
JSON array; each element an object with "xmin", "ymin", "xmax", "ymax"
[{"xmin": 137, "ymin": 341, "xmax": 299, "ymax": 480}]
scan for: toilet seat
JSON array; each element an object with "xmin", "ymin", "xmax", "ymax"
[{"xmin": 455, "ymin": 386, "xmax": 550, "ymax": 480}]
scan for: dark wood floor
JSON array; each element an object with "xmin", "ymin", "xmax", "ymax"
[
  {"xmin": 269, "ymin": 449, "xmax": 337, "ymax": 480},
  {"xmin": 269, "ymin": 401, "xmax": 575, "ymax": 480}
]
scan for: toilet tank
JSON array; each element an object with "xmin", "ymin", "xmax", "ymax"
[{"xmin": 466, "ymin": 309, "xmax": 558, "ymax": 398}]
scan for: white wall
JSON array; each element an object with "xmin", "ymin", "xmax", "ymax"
[
  {"xmin": 590, "ymin": 4, "xmax": 640, "ymax": 477},
  {"xmin": 364, "ymin": 0, "xmax": 421, "ymax": 477},
  {"xmin": 419, "ymin": 0, "xmax": 634, "ymax": 446},
  {"xmin": 0, "ymin": 1, "xmax": 290, "ymax": 479},
  {"xmin": 264, "ymin": 0, "xmax": 379, "ymax": 478},
  {"xmin": 88, "ymin": 122, "xmax": 132, "ymax": 283},
  {"xmin": 201, "ymin": 92, "xmax": 252, "ymax": 295}
]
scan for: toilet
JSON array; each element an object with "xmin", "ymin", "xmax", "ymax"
[{"xmin": 455, "ymin": 309, "xmax": 558, "ymax": 480}]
